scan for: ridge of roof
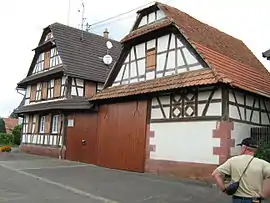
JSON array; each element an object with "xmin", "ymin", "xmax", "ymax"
[
  {"xmin": 18, "ymin": 22, "xmax": 122, "ymax": 87},
  {"xmin": 121, "ymin": 2, "xmax": 268, "ymax": 74}
]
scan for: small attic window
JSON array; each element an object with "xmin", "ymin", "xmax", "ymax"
[
  {"xmin": 45, "ymin": 32, "xmax": 53, "ymax": 41},
  {"xmin": 138, "ymin": 9, "xmax": 166, "ymax": 28}
]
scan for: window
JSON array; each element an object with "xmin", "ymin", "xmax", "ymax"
[
  {"xmin": 96, "ymin": 83, "xmax": 103, "ymax": 93},
  {"xmin": 39, "ymin": 116, "xmax": 45, "ymax": 133},
  {"xmin": 33, "ymin": 53, "xmax": 45, "ymax": 74},
  {"xmin": 47, "ymin": 79, "xmax": 54, "ymax": 99},
  {"xmin": 23, "ymin": 115, "xmax": 29, "ymax": 133},
  {"xmin": 35, "ymin": 83, "xmax": 42, "ymax": 101},
  {"xmin": 146, "ymin": 48, "xmax": 156, "ymax": 70},
  {"xmin": 50, "ymin": 48, "xmax": 62, "ymax": 67},
  {"xmin": 71, "ymin": 78, "xmax": 84, "ymax": 96},
  {"xmin": 45, "ymin": 32, "xmax": 53, "ymax": 41},
  {"xmin": 51, "ymin": 115, "xmax": 59, "ymax": 134}
]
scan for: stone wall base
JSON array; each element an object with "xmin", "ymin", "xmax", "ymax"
[
  {"xmin": 19, "ymin": 144, "xmax": 66, "ymax": 159},
  {"xmin": 145, "ymin": 159, "xmax": 216, "ymax": 182}
]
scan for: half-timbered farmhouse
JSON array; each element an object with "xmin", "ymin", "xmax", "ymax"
[
  {"xmin": 15, "ymin": 22, "xmax": 121, "ymax": 161},
  {"xmin": 87, "ymin": 2, "xmax": 270, "ymax": 180}
]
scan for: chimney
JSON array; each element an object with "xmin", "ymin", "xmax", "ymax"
[{"xmin": 103, "ymin": 28, "xmax": 109, "ymax": 39}]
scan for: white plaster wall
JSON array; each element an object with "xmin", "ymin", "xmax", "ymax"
[
  {"xmin": 151, "ymin": 88, "xmax": 222, "ymax": 119},
  {"xmin": 230, "ymin": 122, "xmax": 256, "ymax": 156},
  {"xmin": 150, "ymin": 121, "xmax": 220, "ymax": 164},
  {"xmin": 229, "ymin": 90, "xmax": 266, "ymax": 124},
  {"xmin": 198, "ymin": 88, "xmax": 222, "ymax": 117},
  {"xmin": 113, "ymin": 32, "xmax": 204, "ymax": 85},
  {"xmin": 22, "ymin": 134, "xmax": 62, "ymax": 146}
]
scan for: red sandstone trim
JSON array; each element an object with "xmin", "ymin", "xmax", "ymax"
[
  {"xmin": 20, "ymin": 144, "xmax": 66, "ymax": 159},
  {"xmin": 145, "ymin": 159, "xmax": 216, "ymax": 182},
  {"xmin": 212, "ymin": 121, "xmax": 234, "ymax": 164}
]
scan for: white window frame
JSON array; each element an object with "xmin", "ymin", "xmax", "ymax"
[
  {"xmin": 39, "ymin": 116, "xmax": 45, "ymax": 133},
  {"xmin": 51, "ymin": 115, "xmax": 59, "ymax": 134}
]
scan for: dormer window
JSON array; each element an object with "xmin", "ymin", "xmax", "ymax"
[
  {"xmin": 45, "ymin": 32, "xmax": 53, "ymax": 41},
  {"xmin": 138, "ymin": 9, "xmax": 166, "ymax": 28}
]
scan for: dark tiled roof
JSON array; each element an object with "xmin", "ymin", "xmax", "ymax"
[
  {"xmin": 194, "ymin": 42, "xmax": 270, "ymax": 98},
  {"xmin": 263, "ymin": 49, "xmax": 270, "ymax": 59},
  {"xmin": 50, "ymin": 23, "xmax": 122, "ymax": 83},
  {"xmin": 17, "ymin": 66, "xmax": 64, "ymax": 86},
  {"xmin": 14, "ymin": 97, "xmax": 93, "ymax": 114},
  {"xmin": 89, "ymin": 69, "xmax": 218, "ymax": 100},
  {"xmin": 96, "ymin": 2, "xmax": 270, "ymax": 100},
  {"xmin": 122, "ymin": 2, "xmax": 268, "ymax": 74},
  {"xmin": 17, "ymin": 23, "xmax": 122, "ymax": 87},
  {"xmin": 121, "ymin": 18, "xmax": 172, "ymax": 43}
]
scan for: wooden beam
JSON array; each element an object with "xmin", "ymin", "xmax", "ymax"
[
  {"xmin": 221, "ymin": 87, "xmax": 229, "ymax": 121},
  {"xmin": 202, "ymin": 87, "xmax": 216, "ymax": 116}
]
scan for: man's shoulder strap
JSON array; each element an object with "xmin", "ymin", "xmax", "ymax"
[{"xmin": 239, "ymin": 156, "xmax": 254, "ymax": 181}]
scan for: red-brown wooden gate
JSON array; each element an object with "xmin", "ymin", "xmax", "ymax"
[
  {"xmin": 65, "ymin": 113, "xmax": 98, "ymax": 164},
  {"xmin": 97, "ymin": 100, "xmax": 148, "ymax": 172}
]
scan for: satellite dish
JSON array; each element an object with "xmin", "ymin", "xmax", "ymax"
[
  {"xmin": 103, "ymin": 54, "xmax": 112, "ymax": 65},
  {"xmin": 106, "ymin": 41, "xmax": 113, "ymax": 49}
]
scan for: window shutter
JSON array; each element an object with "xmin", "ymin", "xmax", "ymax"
[
  {"xmin": 34, "ymin": 115, "xmax": 39, "ymax": 133},
  {"xmin": 57, "ymin": 115, "xmax": 62, "ymax": 133},
  {"xmin": 30, "ymin": 85, "xmax": 36, "ymax": 102},
  {"xmin": 41, "ymin": 82, "xmax": 48, "ymax": 100},
  {"xmin": 44, "ymin": 114, "xmax": 51, "ymax": 134},
  {"xmin": 54, "ymin": 78, "xmax": 61, "ymax": 98},
  {"xmin": 28, "ymin": 115, "xmax": 33, "ymax": 134},
  {"xmin": 146, "ymin": 48, "xmax": 156, "ymax": 70},
  {"xmin": 44, "ymin": 51, "xmax": 50, "ymax": 69}
]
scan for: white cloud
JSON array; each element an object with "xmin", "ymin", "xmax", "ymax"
[{"xmin": 0, "ymin": 0, "xmax": 269, "ymax": 117}]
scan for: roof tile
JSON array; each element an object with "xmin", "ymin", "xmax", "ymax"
[{"xmin": 90, "ymin": 69, "xmax": 217, "ymax": 100}]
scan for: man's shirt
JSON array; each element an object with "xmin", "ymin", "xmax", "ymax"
[{"xmin": 216, "ymin": 154, "xmax": 270, "ymax": 197}]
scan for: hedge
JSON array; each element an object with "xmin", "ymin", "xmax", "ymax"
[{"xmin": 0, "ymin": 133, "xmax": 13, "ymax": 145}]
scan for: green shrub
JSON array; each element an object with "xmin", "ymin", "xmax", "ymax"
[
  {"xmin": 0, "ymin": 118, "xmax": 6, "ymax": 133},
  {"xmin": 0, "ymin": 133, "xmax": 13, "ymax": 145},
  {"xmin": 12, "ymin": 124, "xmax": 22, "ymax": 145},
  {"xmin": 255, "ymin": 143, "xmax": 270, "ymax": 163}
]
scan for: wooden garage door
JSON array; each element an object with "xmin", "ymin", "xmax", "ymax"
[
  {"xmin": 97, "ymin": 100, "xmax": 148, "ymax": 172},
  {"xmin": 66, "ymin": 113, "xmax": 98, "ymax": 164}
]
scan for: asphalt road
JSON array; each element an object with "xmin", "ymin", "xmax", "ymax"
[{"xmin": 0, "ymin": 152, "xmax": 231, "ymax": 203}]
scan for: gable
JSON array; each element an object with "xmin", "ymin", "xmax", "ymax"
[{"xmin": 112, "ymin": 32, "xmax": 206, "ymax": 87}]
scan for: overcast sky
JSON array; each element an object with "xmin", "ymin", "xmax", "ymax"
[{"xmin": 0, "ymin": 0, "xmax": 269, "ymax": 117}]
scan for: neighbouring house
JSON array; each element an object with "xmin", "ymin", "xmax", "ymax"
[
  {"xmin": 263, "ymin": 49, "xmax": 270, "ymax": 60},
  {"xmin": 85, "ymin": 2, "xmax": 270, "ymax": 181},
  {"xmin": 14, "ymin": 22, "xmax": 121, "ymax": 159},
  {"xmin": 3, "ymin": 118, "xmax": 18, "ymax": 134}
]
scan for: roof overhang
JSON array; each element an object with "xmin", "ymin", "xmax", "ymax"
[
  {"xmin": 14, "ymin": 97, "xmax": 95, "ymax": 114},
  {"xmin": 17, "ymin": 66, "xmax": 64, "ymax": 88}
]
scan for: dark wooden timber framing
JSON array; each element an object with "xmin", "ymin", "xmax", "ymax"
[
  {"xmin": 229, "ymin": 87, "xmax": 270, "ymax": 125},
  {"xmin": 232, "ymin": 90, "xmax": 242, "ymax": 120},
  {"xmin": 114, "ymin": 38, "xmax": 204, "ymax": 85},
  {"xmin": 107, "ymin": 26, "xmax": 210, "ymax": 87},
  {"xmin": 202, "ymin": 87, "xmax": 217, "ymax": 116},
  {"xmin": 151, "ymin": 85, "xmax": 221, "ymax": 121},
  {"xmin": 221, "ymin": 86, "xmax": 229, "ymax": 121},
  {"xmin": 151, "ymin": 116, "xmax": 221, "ymax": 123},
  {"xmin": 162, "ymin": 33, "xmax": 172, "ymax": 76}
]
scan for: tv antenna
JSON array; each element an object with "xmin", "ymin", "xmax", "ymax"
[
  {"xmin": 78, "ymin": 0, "xmax": 86, "ymax": 40},
  {"xmin": 102, "ymin": 40, "xmax": 113, "ymax": 66}
]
